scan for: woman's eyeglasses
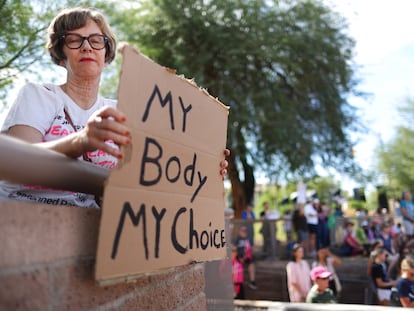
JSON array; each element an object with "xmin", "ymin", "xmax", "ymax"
[{"xmin": 61, "ymin": 33, "xmax": 108, "ymax": 50}]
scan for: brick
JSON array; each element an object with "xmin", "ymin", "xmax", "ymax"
[
  {"xmin": 0, "ymin": 201, "xmax": 208, "ymax": 311},
  {"xmin": 0, "ymin": 202, "xmax": 100, "ymax": 268},
  {"xmin": 182, "ymin": 293, "xmax": 206, "ymax": 311},
  {"xmin": 118, "ymin": 278, "xmax": 180, "ymax": 311},
  {"xmin": 0, "ymin": 268, "xmax": 49, "ymax": 311},
  {"xmin": 145, "ymin": 266, "xmax": 188, "ymax": 284},
  {"xmin": 180, "ymin": 264, "xmax": 205, "ymax": 302},
  {"xmin": 110, "ymin": 265, "xmax": 205, "ymax": 311},
  {"xmin": 50, "ymin": 258, "xmax": 146, "ymax": 311}
]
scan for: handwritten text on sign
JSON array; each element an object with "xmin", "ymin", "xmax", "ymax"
[{"xmin": 95, "ymin": 45, "xmax": 229, "ymax": 284}]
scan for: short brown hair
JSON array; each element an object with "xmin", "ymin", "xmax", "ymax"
[{"xmin": 46, "ymin": 7, "xmax": 117, "ymax": 65}]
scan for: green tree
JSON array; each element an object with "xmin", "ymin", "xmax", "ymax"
[
  {"xmin": 111, "ymin": 0, "xmax": 362, "ymax": 217},
  {"xmin": 306, "ymin": 176, "xmax": 340, "ymax": 204},
  {"xmin": 377, "ymin": 98, "xmax": 414, "ymax": 194},
  {"xmin": 0, "ymin": 0, "xmax": 45, "ymax": 100}
]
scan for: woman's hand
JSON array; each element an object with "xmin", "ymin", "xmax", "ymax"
[
  {"xmin": 77, "ymin": 106, "xmax": 131, "ymax": 159},
  {"xmin": 220, "ymin": 149, "xmax": 230, "ymax": 180}
]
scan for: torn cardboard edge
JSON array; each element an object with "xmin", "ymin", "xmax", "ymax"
[
  {"xmin": 117, "ymin": 42, "xmax": 229, "ymax": 113},
  {"xmin": 96, "ymin": 261, "xmax": 205, "ymax": 287}
]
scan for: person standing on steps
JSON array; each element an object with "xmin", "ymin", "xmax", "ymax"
[
  {"xmin": 304, "ymin": 198, "xmax": 319, "ymax": 257},
  {"xmin": 286, "ymin": 243, "xmax": 311, "ymax": 302},
  {"xmin": 234, "ymin": 225, "xmax": 258, "ymax": 290}
]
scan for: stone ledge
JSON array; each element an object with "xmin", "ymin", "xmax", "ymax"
[{"xmin": 0, "ymin": 201, "xmax": 100, "ymax": 268}]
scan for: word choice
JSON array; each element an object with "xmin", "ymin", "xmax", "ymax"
[{"xmin": 111, "ymin": 202, "xmax": 226, "ymax": 260}]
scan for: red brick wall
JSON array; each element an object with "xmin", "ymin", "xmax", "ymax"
[{"xmin": 0, "ymin": 201, "xmax": 206, "ymax": 311}]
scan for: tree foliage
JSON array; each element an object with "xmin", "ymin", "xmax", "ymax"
[
  {"xmin": 0, "ymin": 0, "xmax": 45, "ymax": 99},
  {"xmin": 377, "ymin": 98, "xmax": 414, "ymax": 194}
]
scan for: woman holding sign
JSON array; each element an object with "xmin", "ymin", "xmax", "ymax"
[{"xmin": 0, "ymin": 7, "xmax": 229, "ymax": 208}]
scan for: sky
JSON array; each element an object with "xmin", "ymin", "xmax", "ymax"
[
  {"xmin": 2, "ymin": 1, "xmax": 414, "ymax": 192},
  {"xmin": 319, "ymin": 0, "xmax": 414, "ymax": 191}
]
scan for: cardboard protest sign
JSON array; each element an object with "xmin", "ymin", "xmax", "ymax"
[{"xmin": 95, "ymin": 44, "xmax": 229, "ymax": 284}]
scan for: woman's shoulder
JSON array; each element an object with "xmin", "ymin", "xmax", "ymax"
[
  {"xmin": 396, "ymin": 276, "xmax": 408, "ymax": 286},
  {"xmin": 301, "ymin": 259, "xmax": 311, "ymax": 268},
  {"xmin": 286, "ymin": 261, "xmax": 295, "ymax": 268},
  {"xmin": 2, "ymin": 82, "xmax": 62, "ymax": 134},
  {"xmin": 13, "ymin": 83, "xmax": 63, "ymax": 108},
  {"xmin": 18, "ymin": 83, "xmax": 63, "ymax": 101},
  {"xmin": 22, "ymin": 82, "xmax": 57, "ymax": 91},
  {"xmin": 287, "ymin": 261, "xmax": 300, "ymax": 272},
  {"xmin": 18, "ymin": 82, "xmax": 50, "ymax": 94}
]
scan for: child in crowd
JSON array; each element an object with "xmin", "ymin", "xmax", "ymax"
[
  {"xmin": 370, "ymin": 247, "xmax": 397, "ymax": 306},
  {"xmin": 306, "ymin": 266, "xmax": 337, "ymax": 303},
  {"xmin": 394, "ymin": 255, "xmax": 414, "ymax": 307},
  {"xmin": 231, "ymin": 246, "xmax": 245, "ymax": 299},
  {"xmin": 233, "ymin": 225, "xmax": 257, "ymax": 289},
  {"xmin": 312, "ymin": 247, "xmax": 342, "ymax": 299}
]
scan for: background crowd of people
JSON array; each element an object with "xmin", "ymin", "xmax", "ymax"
[{"xmin": 231, "ymin": 191, "xmax": 414, "ymax": 307}]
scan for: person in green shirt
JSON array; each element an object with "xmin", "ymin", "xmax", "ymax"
[
  {"xmin": 306, "ymin": 266, "xmax": 337, "ymax": 303},
  {"xmin": 355, "ymin": 220, "xmax": 373, "ymax": 256}
]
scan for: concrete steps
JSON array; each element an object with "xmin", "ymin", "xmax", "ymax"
[{"xmin": 243, "ymin": 256, "xmax": 371, "ymax": 304}]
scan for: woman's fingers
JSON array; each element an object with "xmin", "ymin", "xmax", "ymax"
[
  {"xmin": 92, "ymin": 117, "xmax": 130, "ymax": 142},
  {"xmin": 220, "ymin": 149, "xmax": 230, "ymax": 180},
  {"xmin": 81, "ymin": 106, "xmax": 131, "ymax": 158},
  {"xmin": 96, "ymin": 105, "xmax": 127, "ymax": 123}
]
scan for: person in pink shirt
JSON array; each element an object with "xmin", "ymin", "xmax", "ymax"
[
  {"xmin": 234, "ymin": 225, "xmax": 257, "ymax": 289},
  {"xmin": 231, "ymin": 246, "xmax": 245, "ymax": 299},
  {"xmin": 286, "ymin": 243, "xmax": 312, "ymax": 302},
  {"xmin": 340, "ymin": 221, "xmax": 364, "ymax": 256}
]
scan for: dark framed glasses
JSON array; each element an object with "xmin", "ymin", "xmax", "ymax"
[{"xmin": 61, "ymin": 33, "xmax": 108, "ymax": 50}]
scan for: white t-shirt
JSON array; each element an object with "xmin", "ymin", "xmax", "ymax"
[
  {"xmin": 0, "ymin": 82, "xmax": 117, "ymax": 208},
  {"xmin": 304, "ymin": 203, "xmax": 318, "ymax": 225}
]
